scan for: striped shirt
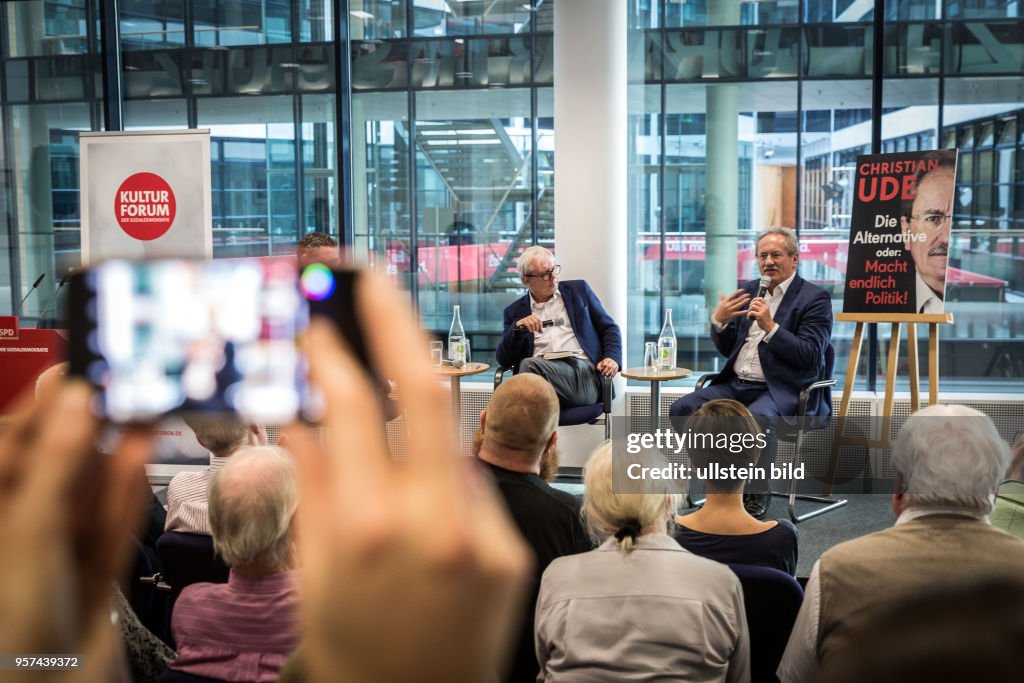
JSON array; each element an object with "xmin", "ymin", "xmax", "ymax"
[
  {"xmin": 170, "ymin": 570, "xmax": 299, "ymax": 682},
  {"xmin": 164, "ymin": 454, "xmax": 229, "ymax": 536}
]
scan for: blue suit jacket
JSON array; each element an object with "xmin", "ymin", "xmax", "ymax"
[
  {"xmin": 496, "ymin": 280, "xmax": 622, "ymax": 371},
  {"xmin": 711, "ymin": 275, "xmax": 833, "ymax": 417}
]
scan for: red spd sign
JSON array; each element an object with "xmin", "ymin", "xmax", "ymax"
[
  {"xmin": 114, "ymin": 172, "xmax": 177, "ymax": 240},
  {"xmin": 0, "ymin": 316, "xmax": 18, "ymax": 340}
]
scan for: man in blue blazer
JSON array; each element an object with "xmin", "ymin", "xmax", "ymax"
[
  {"xmin": 669, "ymin": 228, "xmax": 834, "ymax": 517},
  {"xmin": 497, "ymin": 246, "xmax": 622, "ymax": 409}
]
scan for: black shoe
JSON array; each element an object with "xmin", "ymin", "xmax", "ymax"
[{"xmin": 743, "ymin": 492, "xmax": 771, "ymax": 520}]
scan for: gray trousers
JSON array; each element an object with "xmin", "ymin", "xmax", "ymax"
[{"xmin": 519, "ymin": 356, "xmax": 602, "ymax": 409}]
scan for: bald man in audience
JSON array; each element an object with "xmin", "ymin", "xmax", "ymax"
[
  {"xmin": 165, "ymin": 415, "xmax": 266, "ymax": 535},
  {"xmin": 169, "ymin": 446, "xmax": 300, "ymax": 681},
  {"xmin": 778, "ymin": 405, "xmax": 1024, "ymax": 682},
  {"xmin": 474, "ymin": 374, "xmax": 592, "ymax": 682}
]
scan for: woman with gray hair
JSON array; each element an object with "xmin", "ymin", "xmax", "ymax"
[
  {"xmin": 892, "ymin": 403, "xmax": 1011, "ymax": 514},
  {"xmin": 534, "ymin": 442, "xmax": 751, "ymax": 682},
  {"xmin": 167, "ymin": 445, "xmax": 300, "ymax": 682}
]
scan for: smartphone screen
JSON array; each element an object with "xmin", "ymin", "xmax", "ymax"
[
  {"xmin": 68, "ymin": 258, "xmax": 307, "ymax": 424},
  {"xmin": 300, "ymin": 264, "xmax": 392, "ymax": 419},
  {"xmin": 301, "ymin": 265, "xmax": 373, "ymax": 375}
]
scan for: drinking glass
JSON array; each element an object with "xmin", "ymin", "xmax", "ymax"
[
  {"xmin": 644, "ymin": 342, "xmax": 658, "ymax": 374},
  {"xmin": 430, "ymin": 341, "xmax": 444, "ymax": 366}
]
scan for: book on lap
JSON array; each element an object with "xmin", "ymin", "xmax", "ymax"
[{"xmin": 543, "ymin": 351, "xmax": 579, "ymax": 361}]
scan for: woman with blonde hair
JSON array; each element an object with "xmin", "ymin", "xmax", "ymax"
[{"xmin": 534, "ymin": 442, "xmax": 750, "ymax": 682}]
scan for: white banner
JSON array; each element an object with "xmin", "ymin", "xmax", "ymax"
[{"xmin": 80, "ymin": 129, "xmax": 212, "ymax": 264}]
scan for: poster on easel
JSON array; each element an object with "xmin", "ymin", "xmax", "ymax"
[
  {"xmin": 80, "ymin": 129, "xmax": 212, "ymax": 265},
  {"xmin": 842, "ymin": 149, "xmax": 957, "ymax": 314}
]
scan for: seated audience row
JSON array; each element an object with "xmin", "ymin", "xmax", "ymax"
[{"xmin": 3, "ymin": 269, "xmax": 1024, "ymax": 683}]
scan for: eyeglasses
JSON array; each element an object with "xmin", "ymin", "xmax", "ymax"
[
  {"xmin": 909, "ymin": 213, "xmax": 952, "ymax": 231},
  {"xmin": 524, "ymin": 264, "xmax": 561, "ymax": 280},
  {"xmin": 757, "ymin": 251, "xmax": 790, "ymax": 262}
]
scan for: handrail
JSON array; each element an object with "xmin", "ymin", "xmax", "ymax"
[{"xmin": 395, "ymin": 121, "xmax": 461, "ymax": 204}]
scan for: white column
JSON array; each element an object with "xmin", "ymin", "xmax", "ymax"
[{"xmin": 554, "ymin": 0, "xmax": 627, "ymax": 369}]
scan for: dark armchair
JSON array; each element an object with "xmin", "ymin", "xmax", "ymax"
[{"xmin": 728, "ymin": 563, "xmax": 804, "ymax": 683}]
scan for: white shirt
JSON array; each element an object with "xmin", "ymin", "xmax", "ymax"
[
  {"xmin": 164, "ymin": 453, "xmax": 230, "ymax": 536},
  {"xmin": 712, "ymin": 272, "xmax": 795, "ymax": 382},
  {"xmin": 529, "ymin": 289, "xmax": 585, "ymax": 359},
  {"xmin": 915, "ymin": 273, "xmax": 944, "ymax": 314},
  {"xmin": 776, "ymin": 507, "xmax": 988, "ymax": 683}
]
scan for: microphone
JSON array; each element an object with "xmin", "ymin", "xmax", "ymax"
[
  {"xmin": 756, "ymin": 275, "xmax": 771, "ymax": 299},
  {"xmin": 37, "ymin": 270, "xmax": 72, "ymax": 324},
  {"xmin": 517, "ymin": 316, "xmax": 565, "ymax": 330},
  {"xmin": 16, "ymin": 273, "xmax": 45, "ymax": 316}
]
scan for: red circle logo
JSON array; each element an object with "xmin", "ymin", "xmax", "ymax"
[{"xmin": 114, "ymin": 172, "xmax": 177, "ymax": 241}]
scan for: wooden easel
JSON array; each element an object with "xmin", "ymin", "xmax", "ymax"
[{"xmin": 825, "ymin": 312, "xmax": 954, "ymax": 491}]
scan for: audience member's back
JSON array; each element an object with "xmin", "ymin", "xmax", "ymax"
[
  {"xmin": 170, "ymin": 446, "xmax": 299, "ymax": 683},
  {"xmin": 778, "ymin": 405, "xmax": 1024, "ymax": 683},
  {"xmin": 474, "ymin": 374, "xmax": 591, "ymax": 682},
  {"xmin": 536, "ymin": 443, "xmax": 750, "ymax": 683},
  {"xmin": 673, "ymin": 400, "xmax": 798, "ymax": 574},
  {"xmin": 817, "ymin": 577, "xmax": 1024, "ymax": 683}
]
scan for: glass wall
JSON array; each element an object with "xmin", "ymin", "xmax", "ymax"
[
  {"xmin": 120, "ymin": 0, "xmax": 337, "ymax": 258},
  {"xmin": 2, "ymin": 0, "xmax": 1022, "ymax": 391},
  {"xmin": 1, "ymin": 0, "xmax": 102, "ymax": 319},
  {"xmin": 350, "ymin": 0, "xmax": 554, "ymax": 366},
  {"xmin": 628, "ymin": 0, "xmax": 1024, "ymax": 392},
  {"xmin": 1, "ymin": 0, "xmax": 337, "ymax": 320}
]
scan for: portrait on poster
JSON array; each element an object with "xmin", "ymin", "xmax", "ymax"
[{"xmin": 842, "ymin": 149, "xmax": 957, "ymax": 314}]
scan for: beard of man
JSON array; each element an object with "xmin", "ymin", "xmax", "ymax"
[
  {"xmin": 538, "ymin": 444, "xmax": 560, "ymax": 483},
  {"xmin": 472, "ymin": 427, "xmax": 484, "ymax": 458},
  {"xmin": 473, "ymin": 426, "xmax": 560, "ymax": 483}
]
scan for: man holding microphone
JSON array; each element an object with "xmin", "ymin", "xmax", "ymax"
[{"xmin": 669, "ymin": 227, "xmax": 834, "ymax": 518}]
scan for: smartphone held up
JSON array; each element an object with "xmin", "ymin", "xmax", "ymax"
[{"xmin": 67, "ymin": 258, "xmax": 371, "ymax": 424}]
